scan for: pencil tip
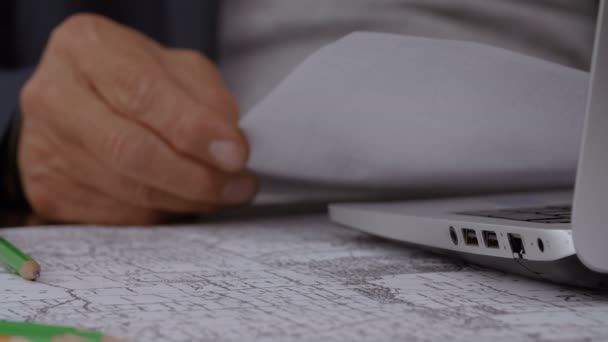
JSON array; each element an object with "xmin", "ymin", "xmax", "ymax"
[{"xmin": 20, "ymin": 260, "xmax": 41, "ymax": 281}]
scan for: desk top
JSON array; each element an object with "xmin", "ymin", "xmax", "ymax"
[{"xmin": 1, "ymin": 214, "xmax": 607, "ymax": 342}]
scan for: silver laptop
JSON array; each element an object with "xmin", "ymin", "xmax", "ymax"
[{"xmin": 329, "ymin": 1, "xmax": 608, "ymax": 289}]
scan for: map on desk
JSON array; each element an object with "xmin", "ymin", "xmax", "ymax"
[{"xmin": 1, "ymin": 215, "xmax": 608, "ymax": 342}]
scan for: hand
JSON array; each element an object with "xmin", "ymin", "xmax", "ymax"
[{"xmin": 18, "ymin": 14, "xmax": 256, "ymax": 225}]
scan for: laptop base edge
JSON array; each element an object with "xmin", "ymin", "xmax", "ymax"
[{"xmin": 428, "ymin": 247, "xmax": 608, "ymax": 289}]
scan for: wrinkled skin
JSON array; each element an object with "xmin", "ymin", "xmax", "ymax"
[{"xmin": 19, "ymin": 14, "xmax": 257, "ymax": 225}]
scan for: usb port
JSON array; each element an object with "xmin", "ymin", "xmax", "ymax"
[
  {"xmin": 462, "ymin": 228, "xmax": 479, "ymax": 246},
  {"xmin": 482, "ymin": 231, "xmax": 499, "ymax": 249},
  {"xmin": 508, "ymin": 233, "xmax": 525, "ymax": 258}
]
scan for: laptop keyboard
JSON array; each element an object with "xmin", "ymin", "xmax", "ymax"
[{"xmin": 457, "ymin": 205, "xmax": 572, "ymax": 224}]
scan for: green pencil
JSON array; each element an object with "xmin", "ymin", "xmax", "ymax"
[
  {"xmin": 0, "ymin": 321, "xmax": 125, "ymax": 342},
  {"xmin": 0, "ymin": 237, "xmax": 40, "ymax": 281}
]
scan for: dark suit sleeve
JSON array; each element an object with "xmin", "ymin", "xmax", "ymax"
[{"xmin": 0, "ymin": 67, "xmax": 34, "ymax": 208}]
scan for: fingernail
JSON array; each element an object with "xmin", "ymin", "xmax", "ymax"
[
  {"xmin": 209, "ymin": 140, "xmax": 245, "ymax": 172},
  {"xmin": 222, "ymin": 177, "xmax": 256, "ymax": 203}
]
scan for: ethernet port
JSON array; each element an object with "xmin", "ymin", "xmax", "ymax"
[
  {"xmin": 462, "ymin": 228, "xmax": 479, "ymax": 246},
  {"xmin": 508, "ymin": 233, "xmax": 526, "ymax": 258},
  {"xmin": 482, "ymin": 231, "xmax": 499, "ymax": 249}
]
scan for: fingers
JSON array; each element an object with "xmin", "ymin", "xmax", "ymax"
[
  {"xmin": 17, "ymin": 137, "xmax": 171, "ymax": 225},
  {"xmin": 50, "ymin": 14, "xmax": 248, "ymax": 173},
  {"xmin": 56, "ymin": 137, "xmax": 220, "ymax": 213},
  {"xmin": 21, "ymin": 59, "xmax": 257, "ymax": 206},
  {"xmin": 87, "ymin": 100, "xmax": 257, "ymax": 205},
  {"xmin": 23, "ymin": 170, "xmax": 170, "ymax": 226},
  {"xmin": 19, "ymin": 14, "xmax": 258, "ymax": 224}
]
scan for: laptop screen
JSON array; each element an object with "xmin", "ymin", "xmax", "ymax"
[{"xmin": 572, "ymin": 0, "xmax": 608, "ymax": 273}]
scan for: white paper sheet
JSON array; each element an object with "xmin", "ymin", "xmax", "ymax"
[
  {"xmin": 2, "ymin": 216, "xmax": 608, "ymax": 342},
  {"xmin": 242, "ymin": 32, "xmax": 589, "ymax": 195}
]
